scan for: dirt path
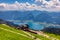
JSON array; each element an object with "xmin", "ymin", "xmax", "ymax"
[
  {"xmin": 36, "ymin": 31, "xmax": 59, "ymax": 40},
  {"xmin": 23, "ymin": 31, "xmax": 34, "ymax": 38},
  {"xmin": 23, "ymin": 31, "xmax": 40, "ymax": 40}
]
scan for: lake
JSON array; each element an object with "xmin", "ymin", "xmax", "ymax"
[{"xmin": 12, "ymin": 21, "xmax": 45, "ymax": 30}]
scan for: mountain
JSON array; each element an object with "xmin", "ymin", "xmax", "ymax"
[{"xmin": 0, "ymin": 11, "xmax": 60, "ymax": 24}]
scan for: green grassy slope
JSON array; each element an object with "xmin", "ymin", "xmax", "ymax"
[
  {"xmin": 0, "ymin": 24, "xmax": 33, "ymax": 40},
  {"xmin": 0, "ymin": 24, "xmax": 49, "ymax": 40},
  {"xmin": 0, "ymin": 24, "xmax": 60, "ymax": 40}
]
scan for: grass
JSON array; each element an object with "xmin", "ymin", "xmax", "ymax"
[
  {"xmin": 0, "ymin": 24, "xmax": 33, "ymax": 40},
  {"xmin": 0, "ymin": 29, "xmax": 32, "ymax": 40},
  {"xmin": 45, "ymin": 32, "xmax": 60, "ymax": 40},
  {"xmin": 0, "ymin": 24, "xmax": 60, "ymax": 40}
]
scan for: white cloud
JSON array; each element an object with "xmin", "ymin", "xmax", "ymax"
[
  {"xmin": 0, "ymin": 1, "xmax": 37, "ymax": 11},
  {"xmin": 35, "ymin": 0, "xmax": 60, "ymax": 11},
  {"xmin": 0, "ymin": 0, "xmax": 60, "ymax": 12}
]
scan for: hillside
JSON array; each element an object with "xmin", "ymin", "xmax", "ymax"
[
  {"xmin": 0, "ymin": 24, "xmax": 50, "ymax": 40},
  {"xmin": 0, "ymin": 24, "xmax": 60, "ymax": 40}
]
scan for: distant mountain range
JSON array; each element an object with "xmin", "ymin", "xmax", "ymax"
[{"xmin": 0, "ymin": 10, "xmax": 60, "ymax": 24}]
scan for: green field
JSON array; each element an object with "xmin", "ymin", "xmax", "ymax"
[{"xmin": 0, "ymin": 24, "xmax": 60, "ymax": 40}]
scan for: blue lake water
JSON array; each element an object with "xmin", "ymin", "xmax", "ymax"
[
  {"xmin": 27, "ymin": 22, "xmax": 45, "ymax": 30},
  {"xmin": 13, "ymin": 21, "xmax": 45, "ymax": 30}
]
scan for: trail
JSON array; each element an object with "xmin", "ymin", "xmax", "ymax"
[
  {"xmin": 0, "ymin": 27, "xmax": 30, "ymax": 38},
  {"xmin": 36, "ymin": 31, "xmax": 59, "ymax": 40},
  {"xmin": 23, "ymin": 31, "xmax": 40, "ymax": 40},
  {"xmin": 23, "ymin": 31, "xmax": 34, "ymax": 38}
]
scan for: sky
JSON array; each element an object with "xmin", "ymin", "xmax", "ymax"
[
  {"xmin": 0, "ymin": 0, "xmax": 35, "ymax": 3},
  {"xmin": 0, "ymin": 0, "xmax": 60, "ymax": 12},
  {"xmin": 0, "ymin": 0, "xmax": 54, "ymax": 3}
]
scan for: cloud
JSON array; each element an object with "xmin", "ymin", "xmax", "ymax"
[
  {"xmin": 0, "ymin": 0, "xmax": 60, "ymax": 12},
  {"xmin": 0, "ymin": 1, "xmax": 37, "ymax": 11},
  {"xmin": 35, "ymin": 0, "xmax": 60, "ymax": 11}
]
